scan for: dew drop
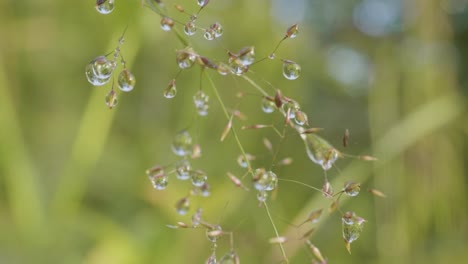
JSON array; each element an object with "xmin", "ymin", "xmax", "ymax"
[
  {"xmin": 343, "ymin": 181, "xmax": 361, "ymax": 197},
  {"xmin": 294, "ymin": 110, "xmax": 308, "ymax": 126},
  {"xmin": 282, "ymin": 100, "xmax": 300, "ymax": 119},
  {"xmin": 285, "ymin": 23, "xmax": 299, "ymax": 39},
  {"xmin": 206, "ymin": 225, "xmax": 222, "ymax": 243},
  {"xmin": 237, "ymin": 154, "xmax": 254, "ymax": 168},
  {"xmin": 261, "ymin": 98, "xmax": 276, "ymax": 113},
  {"xmin": 176, "ymin": 48, "xmax": 197, "ymax": 69},
  {"xmin": 149, "ymin": 174, "xmax": 169, "ymax": 190},
  {"xmin": 184, "ymin": 21, "xmax": 197, "ymax": 36},
  {"xmin": 85, "ymin": 63, "xmax": 111, "ymax": 86},
  {"xmin": 216, "ymin": 63, "xmax": 230, "ymax": 76},
  {"xmin": 210, "ymin": 22, "xmax": 223, "ymax": 38},
  {"xmin": 200, "ymin": 183, "xmax": 211, "ymax": 197},
  {"xmin": 229, "ymin": 63, "xmax": 249, "ymax": 76},
  {"xmin": 198, "ymin": 0, "xmax": 210, "ymax": 7},
  {"xmin": 190, "ymin": 170, "xmax": 208, "ymax": 187},
  {"xmin": 117, "ymin": 69, "xmax": 136, "ymax": 92},
  {"xmin": 206, "ymin": 253, "xmax": 217, "ymax": 264},
  {"xmin": 204, "ymin": 29, "xmax": 215, "ymax": 40},
  {"xmin": 193, "ymin": 90, "xmax": 209, "ymax": 116},
  {"xmin": 96, "ymin": 0, "xmax": 115, "ymax": 15},
  {"xmin": 175, "ymin": 159, "xmax": 191, "ymax": 180},
  {"xmin": 171, "ymin": 130, "xmax": 193, "ymax": 156},
  {"xmin": 342, "ymin": 211, "xmax": 366, "ymax": 246},
  {"xmin": 256, "ymin": 191, "xmax": 268, "ymax": 202},
  {"xmin": 300, "ymin": 132, "xmax": 340, "ymax": 170},
  {"xmin": 92, "ymin": 56, "xmax": 116, "ymax": 79},
  {"xmin": 219, "ymin": 251, "xmax": 240, "ymax": 264},
  {"xmin": 160, "ymin": 17, "xmax": 175, "ymax": 31},
  {"xmin": 253, "ymin": 168, "xmax": 278, "ymax": 191},
  {"xmin": 105, "ymin": 89, "xmax": 118, "ymax": 109},
  {"xmin": 282, "ymin": 60, "xmax": 301, "ymax": 80},
  {"xmin": 164, "ymin": 79, "xmax": 177, "ymax": 98},
  {"xmin": 176, "ymin": 197, "xmax": 190, "ymax": 215},
  {"xmin": 268, "ymin": 53, "xmax": 276, "ymax": 60},
  {"xmin": 238, "ymin": 46, "xmax": 255, "ymax": 66},
  {"xmin": 192, "ymin": 208, "xmax": 202, "ymax": 228},
  {"xmin": 322, "ymin": 180, "xmax": 334, "ymax": 198}
]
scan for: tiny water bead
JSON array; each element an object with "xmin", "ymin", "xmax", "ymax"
[
  {"xmin": 176, "ymin": 48, "xmax": 197, "ymax": 69},
  {"xmin": 172, "ymin": 130, "xmax": 193, "ymax": 156},
  {"xmin": 261, "ymin": 98, "xmax": 276, "ymax": 113},
  {"xmin": 216, "ymin": 63, "xmax": 230, "ymax": 76},
  {"xmin": 204, "ymin": 29, "xmax": 215, "ymax": 40},
  {"xmin": 256, "ymin": 191, "xmax": 268, "ymax": 202},
  {"xmin": 193, "ymin": 90, "xmax": 209, "ymax": 116},
  {"xmin": 175, "ymin": 159, "xmax": 191, "ymax": 180},
  {"xmin": 92, "ymin": 56, "xmax": 116, "ymax": 79},
  {"xmin": 300, "ymin": 132, "xmax": 340, "ymax": 170},
  {"xmin": 219, "ymin": 251, "xmax": 240, "ymax": 264},
  {"xmin": 184, "ymin": 21, "xmax": 197, "ymax": 36},
  {"xmin": 236, "ymin": 154, "xmax": 254, "ymax": 168},
  {"xmin": 322, "ymin": 181, "xmax": 334, "ymax": 198},
  {"xmin": 210, "ymin": 22, "xmax": 223, "ymax": 38},
  {"xmin": 146, "ymin": 167, "xmax": 169, "ymax": 190},
  {"xmin": 253, "ymin": 168, "xmax": 278, "ymax": 191},
  {"xmin": 160, "ymin": 17, "xmax": 175, "ymax": 31},
  {"xmin": 285, "ymin": 23, "xmax": 299, "ymax": 39},
  {"xmin": 268, "ymin": 53, "xmax": 276, "ymax": 60},
  {"xmin": 294, "ymin": 110, "xmax": 308, "ymax": 126},
  {"xmin": 86, "ymin": 63, "xmax": 111, "ymax": 86},
  {"xmin": 206, "ymin": 253, "xmax": 217, "ymax": 264},
  {"xmin": 118, "ymin": 69, "xmax": 136, "ymax": 92},
  {"xmin": 282, "ymin": 100, "xmax": 300, "ymax": 119},
  {"xmin": 282, "ymin": 60, "xmax": 301, "ymax": 80},
  {"xmin": 343, "ymin": 181, "xmax": 361, "ymax": 197},
  {"xmin": 164, "ymin": 79, "xmax": 177, "ymax": 98},
  {"xmin": 198, "ymin": 0, "xmax": 210, "ymax": 7},
  {"xmin": 192, "ymin": 208, "xmax": 202, "ymax": 227},
  {"xmin": 149, "ymin": 174, "xmax": 169, "ymax": 190},
  {"xmin": 105, "ymin": 89, "xmax": 118, "ymax": 109},
  {"xmin": 238, "ymin": 46, "xmax": 255, "ymax": 66},
  {"xmin": 206, "ymin": 225, "xmax": 223, "ymax": 243},
  {"xmin": 342, "ymin": 211, "xmax": 366, "ymax": 253},
  {"xmin": 190, "ymin": 170, "xmax": 208, "ymax": 187},
  {"xmin": 96, "ymin": 0, "xmax": 115, "ymax": 15},
  {"xmin": 200, "ymin": 183, "xmax": 211, "ymax": 197},
  {"xmin": 229, "ymin": 63, "xmax": 249, "ymax": 76},
  {"xmin": 176, "ymin": 197, "xmax": 190, "ymax": 215}
]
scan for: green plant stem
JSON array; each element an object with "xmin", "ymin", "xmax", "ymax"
[{"xmin": 264, "ymin": 201, "xmax": 289, "ymax": 263}]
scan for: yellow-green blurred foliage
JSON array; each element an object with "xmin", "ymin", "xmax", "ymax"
[{"xmin": 0, "ymin": 0, "xmax": 467, "ymax": 263}]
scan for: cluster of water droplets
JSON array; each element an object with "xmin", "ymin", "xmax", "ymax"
[
  {"xmin": 95, "ymin": 0, "xmax": 115, "ymax": 15},
  {"xmin": 253, "ymin": 168, "xmax": 278, "ymax": 202},
  {"xmin": 204, "ymin": 22, "xmax": 224, "ymax": 40},
  {"xmin": 147, "ymin": 130, "xmax": 211, "ymax": 214}
]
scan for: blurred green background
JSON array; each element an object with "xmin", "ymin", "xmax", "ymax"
[{"xmin": 0, "ymin": 0, "xmax": 467, "ymax": 263}]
